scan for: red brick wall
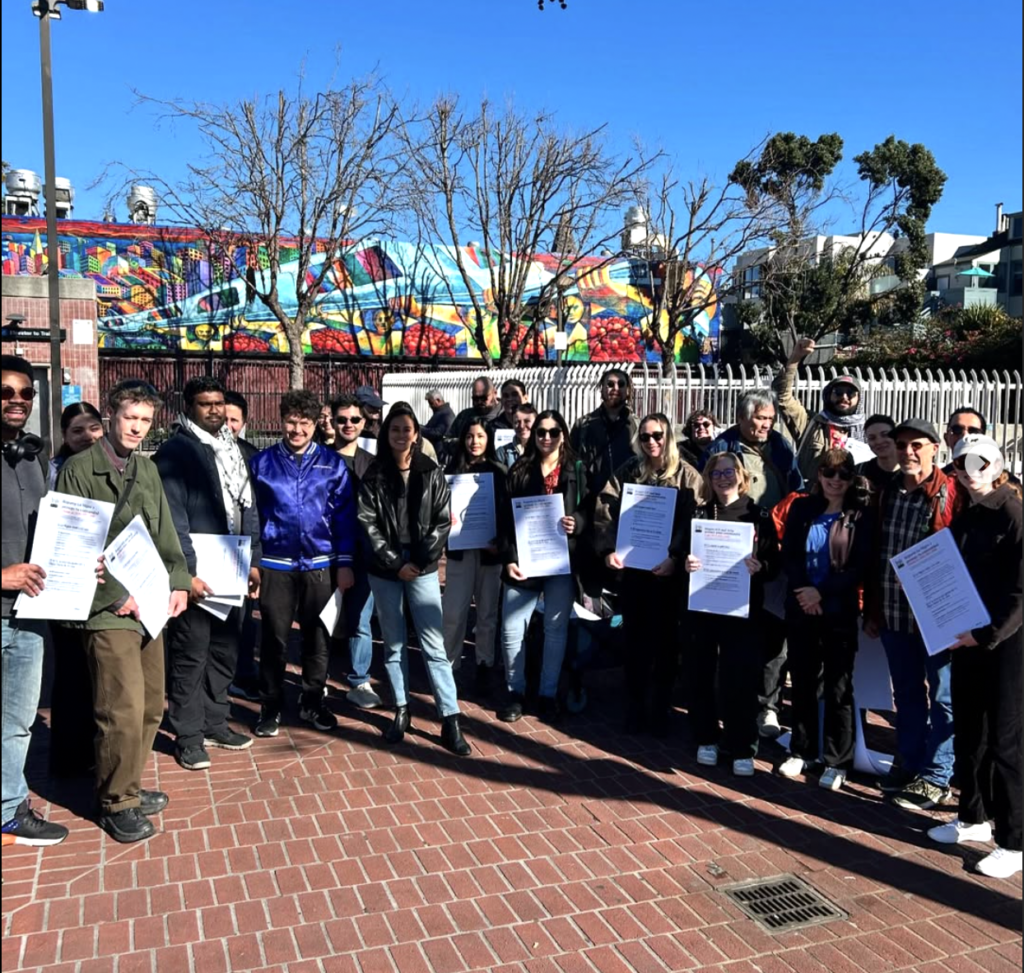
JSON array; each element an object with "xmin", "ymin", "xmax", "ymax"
[{"xmin": 1, "ymin": 290, "xmax": 101, "ymax": 408}]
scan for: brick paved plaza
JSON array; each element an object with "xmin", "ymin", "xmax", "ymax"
[{"xmin": 2, "ymin": 655, "xmax": 1021, "ymax": 973}]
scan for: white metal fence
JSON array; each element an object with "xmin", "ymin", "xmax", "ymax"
[{"xmin": 382, "ymin": 362, "xmax": 1023, "ymax": 473}]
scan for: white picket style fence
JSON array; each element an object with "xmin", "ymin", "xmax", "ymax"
[{"xmin": 382, "ymin": 363, "xmax": 1023, "ymax": 472}]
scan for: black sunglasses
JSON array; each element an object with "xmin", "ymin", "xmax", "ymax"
[
  {"xmin": 334, "ymin": 414, "xmax": 364, "ymax": 426},
  {"xmin": 536, "ymin": 427, "xmax": 562, "ymax": 440},
  {"xmin": 639, "ymin": 431, "xmax": 664, "ymax": 443},
  {"xmin": 1, "ymin": 385, "xmax": 36, "ymax": 402},
  {"xmin": 820, "ymin": 467, "xmax": 854, "ymax": 481},
  {"xmin": 952, "ymin": 455, "xmax": 990, "ymax": 473},
  {"xmin": 949, "ymin": 423, "xmax": 982, "ymax": 436}
]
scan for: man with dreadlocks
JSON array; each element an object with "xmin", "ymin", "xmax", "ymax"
[{"xmin": 773, "ymin": 337, "xmax": 867, "ymax": 482}]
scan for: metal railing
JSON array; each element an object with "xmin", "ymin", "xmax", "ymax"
[{"xmin": 382, "ymin": 363, "xmax": 1023, "ymax": 473}]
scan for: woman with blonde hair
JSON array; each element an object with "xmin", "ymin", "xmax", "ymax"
[
  {"xmin": 594, "ymin": 413, "xmax": 701, "ymax": 734},
  {"xmin": 685, "ymin": 451, "xmax": 779, "ymax": 776}
]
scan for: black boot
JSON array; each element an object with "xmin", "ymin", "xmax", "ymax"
[
  {"xmin": 384, "ymin": 706, "xmax": 410, "ymax": 744},
  {"xmin": 440, "ymin": 714, "xmax": 471, "ymax": 756}
]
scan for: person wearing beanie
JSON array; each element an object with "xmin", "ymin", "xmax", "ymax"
[
  {"xmin": 773, "ymin": 337, "xmax": 866, "ymax": 481},
  {"xmin": 927, "ymin": 435, "xmax": 1022, "ymax": 879}
]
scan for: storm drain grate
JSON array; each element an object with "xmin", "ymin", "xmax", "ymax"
[{"xmin": 721, "ymin": 874, "xmax": 848, "ymax": 932}]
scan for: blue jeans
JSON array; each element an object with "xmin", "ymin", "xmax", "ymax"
[
  {"xmin": 881, "ymin": 628, "xmax": 954, "ymax": 787},
  {"xmin": 344, "ymin": 568, "xmax": 375, "ymax": 687},
  {"xmin": 2, "ymin": 617, "xmax": 47, "ymax": 822},
  {"xmin": 367, "ymin": 572, "xmax": 459, "ymax": 717},
  {"xmin": 501, "ymin": 576, "xmax": 574, "ymax": 699}
]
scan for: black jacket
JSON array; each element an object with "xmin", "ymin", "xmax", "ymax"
[
  {"xmin": 153, "ymin": 426, "xmax": 261, "ymax": 576},
  {"xmin": 781, "ymin": 494, "xmax": 872, "ymax": 619},
  {"xmin": 951, "ymin": 484, "xmax": 1023, "ymax": 650},
  {"xmin": 693, "ymin": 495, "xmax": 780, "ymax": 612},
  {"xmin": 443, "ymin": 456, "xmax": 509, "ymax": 566},
  {"xmin": 357, "ymin": 450, "xmax": 451, "ymax": 579},
  {"xmin": 422, "ymin": 403, "xmax": 455, "ymax": 446},
  {"xmin": 569, "ymin": 406, "xmax": 638, "ymax": 497},
  {"xmin": 500, "ymin": 458, "xmax": 587, "ymax": 590}
]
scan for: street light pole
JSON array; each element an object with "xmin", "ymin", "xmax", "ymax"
[{"xmin": 38, "ymin": 6, "xmax": 63, "ymax": 449}]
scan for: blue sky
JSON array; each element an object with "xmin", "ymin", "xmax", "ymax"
[{"xmin": 2, "ymin": 0, "xmax": 1021, "ymax": 240}]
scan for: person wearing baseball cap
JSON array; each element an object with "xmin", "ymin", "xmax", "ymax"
[
  {"xmin": 354, "ymin": 386, "xmax": 386, "ymax": 437},
  {"xmin": 864, "ymin": 415, "xmax": 965, "ymax": 812},
  {"xmin": 772, "ymin": 337, "xmax": 867, "ymax": 481},
  {"xmin": 927, "ymin": 435, "xmax": 1022, "ymax": 878}
]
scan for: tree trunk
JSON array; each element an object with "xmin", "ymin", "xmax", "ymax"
[{"xmin": 286, "ymin": 321, "xmax": 305, "ymax": 389}]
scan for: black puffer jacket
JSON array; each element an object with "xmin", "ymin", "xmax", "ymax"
[
  {"xmin": 500, "ymin": 458, "xmax": 587, "ymax": 591},
  {"xmin": 357, "ymin": 451, "xmax": 451, "ymax": 579}
]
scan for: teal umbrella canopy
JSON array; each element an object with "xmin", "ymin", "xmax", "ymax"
[{"xmin": 956, "ymin": 266, "xmax": 996, "ymax": 277}]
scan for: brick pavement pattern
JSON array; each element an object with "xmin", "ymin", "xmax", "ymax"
[{"xmin": 2, "ymin": 673, "xmax": 1021, "ymax": 973}]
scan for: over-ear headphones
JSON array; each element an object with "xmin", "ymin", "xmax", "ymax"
[{"xmin": 2, "ymin": 433, "xmax": 45, "ymax": 464}]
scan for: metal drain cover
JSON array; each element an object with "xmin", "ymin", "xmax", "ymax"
[{"xmin": 721, "ymin": 874, "xmax": 848, "ymax": 932}]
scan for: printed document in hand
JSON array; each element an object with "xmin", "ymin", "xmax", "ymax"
[
  {"xmin": 513, "ymin": 494, "xmax": 571, "ymax": 578},
  {"xmin": 890, "ymin": 528, "xmax": 990, "ymax": 655},
  {"xmin": 446, "ymin": 473, "xmax": 496, "ymax": 551},
  {"xmin": 14, "ymin": 491, "xmax": 114, "ymax": 622},
  {"xmin": 103, "ymin": 515, "xmax": 171, "ymax": 639},
  {"xmin": 493, "ymin": 429, "xmax": 515, "ymax": 450},
  {"xmin": 687, "ymin": 520, "xmax": 755, "ymax": 618},
  {"xmin": 615, "ymin": 483, "xmax": 676, "ymax": 570},
  {"xmin": 190, "ymin": 533, "xmax": 251, "ymax": 596}
]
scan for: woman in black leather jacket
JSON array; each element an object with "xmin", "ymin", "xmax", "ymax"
[{"xmin": 357, "ymin": 403, "xmax": 470, "ymax": 755}]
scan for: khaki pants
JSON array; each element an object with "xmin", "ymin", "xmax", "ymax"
[{"xmin": 83, "ymin": 628, "xmax": 165, "ymax": 813}]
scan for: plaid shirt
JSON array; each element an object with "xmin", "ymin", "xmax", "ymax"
[{"xmin": 879, "ymin": 484, "xmax": 934, "ymax": 633}]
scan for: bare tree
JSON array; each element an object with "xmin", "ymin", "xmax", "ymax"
[
  {"xmin": 118, "ymin": 75, "xmax": 401, "ymax": 388},
  {"xmin": 401, "ymin": 96, "xmax": 653, "ymax": 366},
  {"xmin": 631, "ymin": 160, "xmax": 773, "ymax": 374}
]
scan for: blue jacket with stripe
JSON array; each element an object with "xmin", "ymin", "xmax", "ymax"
[{"xmin": 250, "ymin": 442, "xmax": 357, "ymax": 572}]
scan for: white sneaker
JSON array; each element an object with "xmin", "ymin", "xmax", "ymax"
[
  {"xmin": 347, "ymin": 683, "xmax": 383, "ymax": 709},
  {"xmin": 927, "ymin": 819, "xmax": 993, "ymax": 845},
  {"xmin": 732, "ymin": 758, "xmax": 755, "ymax": 777},
  {"xmin": 975, "ymin": 847, "xmax": 1023, "ymax": 879},
  {"xmin": 819, "ymin": 767, "xmax": 847, "ymax": 791},
  {"xmin": 696, "ymin": 745, "xmax": 719, "ymax": 767},
  {"xmin": 758, "ymin": 709, "xmax": 782, "ymax": 739},
  {"xmin": 777, "ymin": 756, "xmax": 808, "ymax": 778}
]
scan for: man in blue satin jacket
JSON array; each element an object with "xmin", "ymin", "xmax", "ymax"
[{"xmin": 249, "ymin": 389, "xmax": 357, "ymax": 738}]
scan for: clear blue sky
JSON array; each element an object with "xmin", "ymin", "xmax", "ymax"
[{"xmin": 2, "ymin": 0, "xmax": 1021, "ymax": 238}]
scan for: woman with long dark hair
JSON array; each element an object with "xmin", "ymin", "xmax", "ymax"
[
  {"xmin": 49, "ymin": 401, "xmax": 104, "ymax": 488},
  {"xmin": 442, "ymin": 418, "xmax": 508, "ymax": 694},
  {"xmin": 685, "ymin": 451, "xmax": 780, "ymax": 776},
  {"xmin": 498, "ymin": 409, "xmax": 585, "ymax": 724},
  {"xmin": 928, "ymin": 436, "xmax": 1022, "ymax": 879},
  {"xmin": 776, "ymin": 448, "xmax": 873, "ymax": 791},
  {"xmin": 356, "ymin": 403, "xmax": 470, "ymax": 755},
  {"xmin": 594, "ymin": 413, "xmax": 701, "ymax": 734},
  {"xmin": 48, "ymin": 401, "xmax": 105, "ymax": 776}
]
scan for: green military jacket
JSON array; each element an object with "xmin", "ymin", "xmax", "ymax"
[{"xmin": 56, "ymin": 438, "xmax": 191, "ymax": 631}]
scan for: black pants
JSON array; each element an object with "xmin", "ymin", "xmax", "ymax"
[
  {"xmin": 951, "ymin": 639, "xmax": 1022, "ymax": 851},
  {"xmin": 687, "ymin": 612, "xmax": 762, "ymax": 758},
  {"xmin": 49, "ymin": 623, "xmax": 96, "ymax": 776},
  {"xmin": 259, "ymin": 567, "xmax": 333, "ymax": 712},
  {"xmin": 786, "ymin": 611, "xmax": 858, "ymax": 768},
  {"xmin": 759, "ymin": 609, "xmax": 788, "ymax": 714},
  {"xmin": 233, "ymin": 597, "xmax": 260, "ymax": 685},
  {"xmin": 621, "ymin": 571, "xmax": 680, "ymax": 718},
  {"xmin": 166, "ymin": 601, "xmax": 242, "ymax": 750}
]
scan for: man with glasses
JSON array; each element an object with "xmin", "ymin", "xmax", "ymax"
[
  {"xmin": 569, "ymin": 369, "xmax": 638, "ymax": 497},
  {"xmin": 355, "ymin": 385, "xmax": 387, "ymax": 438},
  {"xmin": 773, "ymin": 337, "xmax": 866, "ymax": 481},
  {"xmin": 328, "ymin": 394, "xmax": 381, "ymax": 709},
  {"xmin": 865, "ymin": 418, "xmax": 964, "ymax": 811},
  {"xmin": 1, "ymin": 355, "xmax": 69, "ymax": 847},
  {"xmin": 678, "ymin": 409, "xmax": 718, "ymax": 468},
  {"xmin": 449, "ymin": 377, "xmax": 501, "ymax": 446},
  {"xmin": 154, "ymin": 377, "xmax": 261, "ymax": 772}
]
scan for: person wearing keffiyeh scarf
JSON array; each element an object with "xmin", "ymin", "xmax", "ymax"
[
  {"xmin": 773, "ymin": 336, "xmax": 866, "ymax": 482},
  {"xmin": 153, "ymin": 378, "xmax": 263, "ymax": 772}
]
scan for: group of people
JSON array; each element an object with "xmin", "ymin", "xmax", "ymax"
[{"xmin": 1, "ymin": 347, "xmax": 1020, "ymax": 881}]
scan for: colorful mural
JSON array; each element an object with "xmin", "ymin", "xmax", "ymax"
[{"xmin": 1, "ymin": 218, "xmax": 720, "ymax": 363}]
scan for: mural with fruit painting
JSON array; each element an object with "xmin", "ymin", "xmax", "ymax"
[{"xmin": 1, "ymin": 218, "xmax": 719, "ymax": 363}]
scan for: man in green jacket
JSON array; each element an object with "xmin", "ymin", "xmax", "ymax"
[{"xmin": 57, "ymin": 379, "xmax": 191, "ymax": 843}]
